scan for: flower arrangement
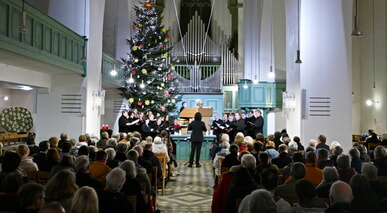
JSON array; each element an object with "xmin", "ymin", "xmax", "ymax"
[{"xmin": 0, "ymin": 107, "xmax": 33, "ymax": 133}]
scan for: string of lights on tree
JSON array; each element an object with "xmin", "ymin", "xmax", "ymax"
[{"xmin": 120, "ymin": 1, "xmax": 180, "ymax": 116}]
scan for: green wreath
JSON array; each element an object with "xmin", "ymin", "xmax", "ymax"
[{"xmin": 0, "ymin": 107, "xmax": 33, "ymax": 133}]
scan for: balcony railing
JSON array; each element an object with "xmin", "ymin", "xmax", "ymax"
[
  {"xmin": 0, "ymin": 0, "xmax": 85, "ymax": 75},
  {"xmin": 101, "ymin": 53, "xmax": 124, "ymax": 86}
]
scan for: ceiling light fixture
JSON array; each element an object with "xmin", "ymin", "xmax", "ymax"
[
  {"xmin": 351, "ymin": 0, "xmax": 362, "ymax": 37},
  {"xmin": 295, "ymin": 0, "xmax": 302, "ymax": 64}
]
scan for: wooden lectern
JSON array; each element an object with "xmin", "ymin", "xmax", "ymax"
[{"xmin": 179, "ymin": 108, "xmax": 213, "ymax": 134}]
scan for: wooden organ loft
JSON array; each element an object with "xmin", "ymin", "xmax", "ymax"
[{"xmin": 170, "ymin": 12, "xmax": 239, "ymax": 94}]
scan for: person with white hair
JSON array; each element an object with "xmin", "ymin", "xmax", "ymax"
[
  {"xmin": 325, "ymin": 181, "xmax": 353, "ymax": 212},
  {"xmin": 99, "ymin": 168, "xmax": 134, "ymax": 213},
  {"xmin": 213, "ymin": 142, "xmax": 230, "ymax": 186},
  {"xmin": 239, "ymin": 189, "xmax": 277, "ymax": 213},
  {"xmin": 152, "ymin": 136, "xmax": 170, "ymax": 162},
  {"xmin": 105, "ymin": 148, "xmax": 118, "ymax": 169}
]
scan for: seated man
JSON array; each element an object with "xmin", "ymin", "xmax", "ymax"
[
  {"xmin": 276, "ymin": 162, "xmax": 306, "ymax": 201},
  {"xmin": 17, "ymin": 183, "xmax": 46, "ymax": 212},
  {"xmin": 272, "ymin": 144, "xmax": 292, "ymax": 168},
  {"xmin": 304, "ymin": 151, "xmax": 323, "ymax": 187},
  {"xmin": 372, "ymin": 146, "xmax": 387, "ymax": 176},
  {"xmin": 89, "ymin": 150, "xmax": 112, "ymax": 185},
  {"xmin": 325, "ymin": 181, "xmax": 353, "ymax": 212}
]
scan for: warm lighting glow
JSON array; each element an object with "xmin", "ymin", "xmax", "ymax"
[
  {"xmin": 127, "ymin": 74, "xmax": 134, "ymax": 84},
  {"xmin": 140, "ymin": 80, "xmax": 145, "ymax": 89},
  {"xmin": 110, "ymin": 69, "xmax": 117, "ymax": 76},
  {"xmin": 19, "ymin": 85, "xmax": 33, "ymax": 91},
  {"xmin": 243, "ymin": 81, "xmax": 248, "ymax": 89},
  {"xmin": 3, "ymin": 96, "xmax": 9, "ymax": 101},
  {"xmin": 253, "ymin": 79, "xmax": 259, "ymax": 84},
  {"xmin": 366, "ymin": 99, "xmax": 378, "ymax": 106}
]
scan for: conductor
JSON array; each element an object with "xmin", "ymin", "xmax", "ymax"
[{"xmin": 187, "ymin": 112, "xmax": 207, "ymax": 168}]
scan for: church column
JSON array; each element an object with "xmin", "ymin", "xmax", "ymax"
[
  {"xmin": 84, "ymin": 0, "xmax": 106, "ymax": 135},
  {"xmin": 286, "ymin": 0, "xmax": 352, "ymax": 151},
  {"xmin": 243, "ymin": 0, "xmax": 263, "ymax": 81}
]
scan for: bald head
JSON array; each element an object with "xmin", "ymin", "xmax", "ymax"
[{"xmin": 329, "ymin": 181, "xmax": 353, "ymax": 204}]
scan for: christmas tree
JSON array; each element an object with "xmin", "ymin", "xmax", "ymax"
[{"xmin": 120, "ymin": 1, "xmax": 180, "ymax": 116}]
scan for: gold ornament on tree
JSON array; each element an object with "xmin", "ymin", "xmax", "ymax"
[{"xmin": 128, "ymin": 98, "xmax": 134, "ymax": 103}]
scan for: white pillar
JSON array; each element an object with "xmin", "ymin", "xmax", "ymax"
[
  {"xmin": 84, "ymin": 0, "xmax": 105, "ymax": 136},
  {"xmin": 243, "ymin": 0, "xmax": 263, "ymax": 81},
  {"xmin": 286, "ymin": 0, "xmax": 353, "ymax": 152}
]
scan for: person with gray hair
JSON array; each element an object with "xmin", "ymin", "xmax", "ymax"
[
  {"xmin": 97, "ymin": 131, "xmax": 109, "ymax": 149},
  {"xmin": 115, "ymin": 142, "xmax": 128, "ymax": 162},
  {"xmin": 239, "ymin": 189, "xmax": 277, "ymax": 213},
  {"xmin": 325, "ymin": 181, "xmax": 353, "ymax": 212},
  {"xmin": 372, "ymin": 146, "xmax": 387, "ymax": 176},
  {"xmin": 336, "ymin": 154, "xmax": 357, "ymax": 183},
  {"xmin": 329, "ymin": 145, "xmax": 343, "ymax": 167},
  {"xmin": 349, "ymin": 148, "xmax": 362, "ymax": 173},
  {"xmin": 99, "ymin": 168, "xmax": 134, "ymax": 213},
  {"xmin": 126, "ymin": 150, "xmax": 151, "ymax": 194},
  {"xmin": 212, "ymin": 141, "xmax": 230, "ymax": 187},
  {"xmin": 75, "ymin": 155, "xmax": 103, "ymax": 192},
  {"xmin": 276, "ymin": 162, "xmax": 306, "ymax": 200},
  {"xmin": 226, "ymin": 154, "xmax": 258, "ymax": 212},
  {"xmin": 105, "ymin": 148, "xmax": 119, "ymax": 169},
  {"xmin": 362, "ymin": 163, "xmax": 387, "ymax": 200},
  {"xmin": 315, "ymin": 167, "xmax": 339, "ymax": 198},
  {"xmin": 119, "ymin": 160, "xmax": 148, "ymax": 213}
]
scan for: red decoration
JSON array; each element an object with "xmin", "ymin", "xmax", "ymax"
[
  {"xmin": 161, "ymin": 106, "xmax": 166, "ymax": 112},
  {"xmin": 145, "ymin": 2, "xmax": 152, "ymax": 10},
  {"xmin": 137, "ymin": 101, "xmax": 143, "ymax": 106},
  {"xmin": 131, "ymin": 70, "xmax": 136, "ymax": 75},
  {"xmin": 164, "ymin": 91, "xmax": 169, "ymax": 96},
  {"xmin": 167, "ymin": 74, "xmax": 172, "ymax": 80},
  {"xmin": 160, "ymin": 45, "xmax": 165, "ymax": 49},
  {"xmin": 102, "ymin": 125, "xmax": 109, "ymax": 130},
  {"xmin": 139, "ymin": 44, "xmax": 144, "ymax": 49},
  {"xmin": 166, "ymin": 35, "xmax": 170, "ymax": 39},
  {"xmin": 132, "ymin": 25, "xmax": 136, "ymax": 29}
]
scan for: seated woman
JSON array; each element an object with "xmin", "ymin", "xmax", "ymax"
[
  {"xmin": 38, "ymin": 148, "xmax": 60, "ymax": 172},
  {"xmin": 120, "ymin": 160, "xmax": 149, "ymax": 213},
  {"xmin": 45, "ymin": 170, "xmax": 79, "ymax": 212},
  {"xmin": 152, "ymin": 136, "xmax": 170, "ymax": 162},
  {"xmin": 17, "ymin": 144, "xmax": 39, "ymax": 172}
]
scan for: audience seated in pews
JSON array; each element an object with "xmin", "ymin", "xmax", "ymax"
[{"xmin": 276, "ymin": 162, "xmax": 306, "ymax": 201}]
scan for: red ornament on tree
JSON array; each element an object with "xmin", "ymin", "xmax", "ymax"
[
  {"xmin": 139, "ymin": 44, "xmax": 144, "ymax": 49},
  {"xmin": 145, "ymin": 2, "xmax": 152, "ymax": 10},
  {"xmin": 137, "ymin": 101, "xmax": 143, "ymax": 106},
  {"xmin": 166, "ymin": 35, "xmax": 170, "ymax": 39},
  {"xmin": 131, "ymin": 70, "xmax": 136, "ymax": 75},
  {"xmin": 161, "ymin": 106, "xmax": 166, "ymax": 112},
  {"xmin": 164, "ymin": 91, "xmax": 169, "ymax": 96},
  {"xmin": 167, "ymin": 74, "xmax": 172, "ymax": 80},
  {"xmin": 160, "ymin": 45, "xmax": 165, "ymax": 49},
  {"xmin": 132, "ymin": 24, "xmax": 136, "ymax": 29}
]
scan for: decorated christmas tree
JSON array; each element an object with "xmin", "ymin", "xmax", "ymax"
[{"xmin": 120, "ymin": 1, "xmax": 180, "ymax": 116}]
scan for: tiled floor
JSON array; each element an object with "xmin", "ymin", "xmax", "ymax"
[{"xmin": 157, "ymin": 160, "xmax": 214, "ymax": 213}]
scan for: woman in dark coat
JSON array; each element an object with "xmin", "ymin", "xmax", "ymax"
[{"xmin": 188, "ymin": 112, "xmax": 207, "ymax": 167}]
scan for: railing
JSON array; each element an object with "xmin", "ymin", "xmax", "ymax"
[
  {"xmin": 0, "ymin": 0, "xmax": 85, "ymax": 75},
  {"xmin": 174, "ymin": 64, "xmax": 221, "ymax": 93},
  {"xmin": 101, "ymin": 53, "xmax": 124, "ymax": 86}
]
